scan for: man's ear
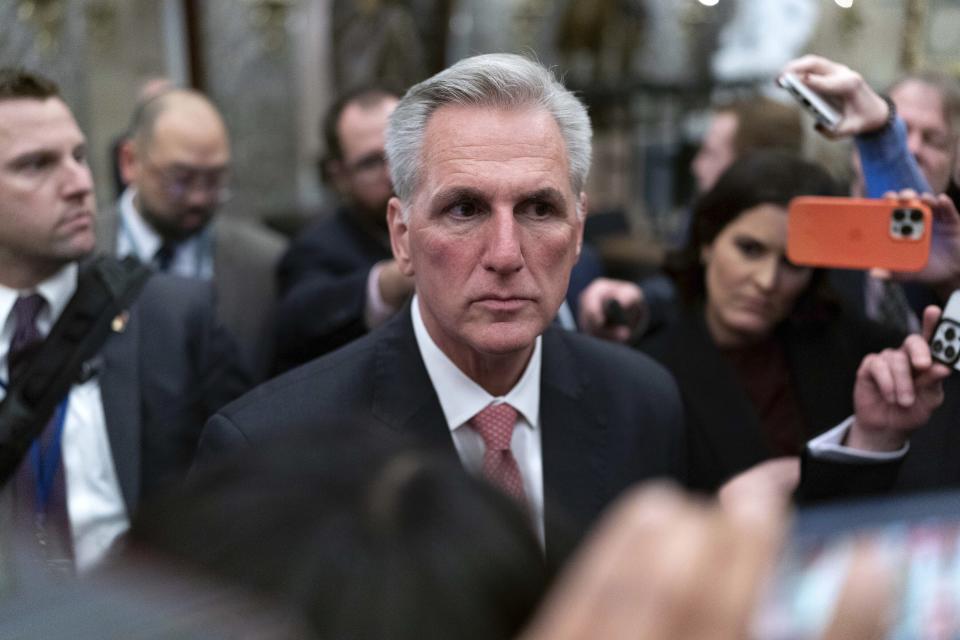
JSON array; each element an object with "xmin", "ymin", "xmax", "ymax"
[
  {"xmin": 118, "ymin": 139, "xmax": 139, "ymax": 185},
  {"xmin": 387, "ymin": 197, "xmax": 415, "ymax": 276},
  {"xmin": 574, "ymin": 192, "xmax": 588, "ymax": 257}
]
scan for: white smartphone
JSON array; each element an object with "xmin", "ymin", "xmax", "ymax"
[
  {"xmin": 777, "ymin": 72, "xmax": 842, "ymax": 131},
  {"xmin": 930, "ymin": 290, "xmax": 960, "ymax": 370}
]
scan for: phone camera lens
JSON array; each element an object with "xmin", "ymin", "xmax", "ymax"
[
  {"xmin": 894, "ymin": 209, "xmax": 905, "ymax": 221},
  {"xmin": 900, "ymin": 224, "xmax": 913, "ymax": 237},
  {"xmin": 948, "ymin": 346, "xmax": 957, "ymax": 360},
  {"xmin": 910, "ymin": 210, "xmax": 923, "ymax": 222},
  {"xmin": 947, "ymin": 328, "xmax": 956, "ymax": 341},
  {"xmin": 934, "ymin": 339, "xmax": 944, "ymax": 353}
]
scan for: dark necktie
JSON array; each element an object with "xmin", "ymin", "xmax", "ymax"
[
  {"xmin": 153, "ymin": 242, "xmax": 177, "ymax": 272},
  {"xmin": 8, "ymin": 294, "xmax": 46, "ymax": 385},
  {"xmin": 8, "ymin": 294, "xmax": 74, "ymax": 572},
  {"xmin": 467, "ymin": 403, "xmax": 527, "ymax": 505}
]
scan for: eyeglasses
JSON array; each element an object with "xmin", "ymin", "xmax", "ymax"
[{"xmin": 143, "ymin": 157, "xmax": 232, "ymax": 203}]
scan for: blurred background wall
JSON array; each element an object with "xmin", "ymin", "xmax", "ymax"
[{"xmin": 1, "ymin": 0, "xmax": 958, "ymax": 247}]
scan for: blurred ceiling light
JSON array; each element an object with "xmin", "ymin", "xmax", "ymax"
[
  {"xmin": 698, "ymin": 0, "xmax": 720, "ymax": 6},
  {"xmin": 835, "ymin": 0, "xmax": 854, "ymax": 7}
]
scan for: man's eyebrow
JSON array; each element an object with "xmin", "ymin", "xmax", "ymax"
[
  {"xmin": 523, "ymin": 188, "xmax": 567, "ymax": 204},
  {"xmin": 7, "ymin": 148, "xmax": 58, "ymax": 169},
  {"xmin": 432, "ymin": 186, "xmax": 486, "ymax": 205}
]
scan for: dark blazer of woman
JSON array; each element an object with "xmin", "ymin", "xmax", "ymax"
[{"xmin": 637, "ymin": 303, "xmax": 901, "ymax": 493}]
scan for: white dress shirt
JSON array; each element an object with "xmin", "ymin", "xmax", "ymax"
[
  {"xmin": 117, "ymin": 187, "xmax": 214, "ymax": 279},
  {"xmin": 0, "ymin": 264, "xmax": 129, "ymax": 572},
  {"xmin": 411, "ymin": 296, "xmax": 546, "ymax": 544}
]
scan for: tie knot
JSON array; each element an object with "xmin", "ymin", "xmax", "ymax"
[
  {"xmin": 154, "ymin": 242, "xmax": 177, "ymax": 272},
  {"xmin": 469, "ymin": 403, "xmax": 518, "ymax": 452}
]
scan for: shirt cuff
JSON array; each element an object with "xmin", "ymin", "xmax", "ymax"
[
  {"xmin": 365, "ymin": 261, "xmax": 399, "ymax": 330},
  {"xmin": 807, "ymin": 415, "xmax": 910, "ymax": 462}
]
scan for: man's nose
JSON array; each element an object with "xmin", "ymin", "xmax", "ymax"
[
  {"xmin": 62, "ymin": 158, "xmax": 93, "ymax": 199},
  {"xmin": 906, "ymin": 129, "xmax": 924, "ymax": 158},
  {"xmin": 482, "ymin": 209, "xmax": 524, "ymax": 274}
]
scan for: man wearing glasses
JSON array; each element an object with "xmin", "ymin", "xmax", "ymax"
[{"xmin": 99, "ymin": 89, "xmax": 286, "ymax": 379}]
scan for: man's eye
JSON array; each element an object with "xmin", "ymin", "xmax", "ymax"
[
  {"xmin": 448, "ymin": 201, "xmax": 480, "ymax": 218},
  {"xmin": 17, "ymin": 155, "xmax": 54, "ymax": 172},
  {"xmin": 522, "ymin": 200, "xmax": 555, "ymax": 218},
  {"xmin": 73, "ymin": 147, "xmax": 88, "ymax": 165}
]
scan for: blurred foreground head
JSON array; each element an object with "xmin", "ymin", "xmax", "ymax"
[{"xmin": 129, "ymin": 427, "xmax": 549, "ymax": 640}]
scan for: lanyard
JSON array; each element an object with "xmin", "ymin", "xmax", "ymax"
[
  {"xmin": 0, "ymin": 378, "xmax": 70, "ymax": 516},
  {"xmin": 30, "ymin": 397, "xmax": 69, "ymax": 516}
]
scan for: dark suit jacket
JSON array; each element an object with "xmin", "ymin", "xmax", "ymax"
[
  {"xmin": 198, "ymin": 306, "xmax": 685, "ymax": 558},
  {"xmin": 273, "ymin": 208, "xmax": 393, "ymax": 372},
  {"xmin": 100, "ymin": 273, "xmax": 252, "ymax": 514},
  {"xmin": 637, "ymin": 306, "xmax": 902, "ymax": 493}
]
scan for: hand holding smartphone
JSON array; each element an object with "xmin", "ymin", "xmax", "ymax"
[{"xmin": 777, "ymin": 72, "xmax": 842, "ymax": 131}]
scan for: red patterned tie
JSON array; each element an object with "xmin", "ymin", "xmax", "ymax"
[{"xmin": 468, "ymin": 403, "xmax": 527, "ymax": 504}]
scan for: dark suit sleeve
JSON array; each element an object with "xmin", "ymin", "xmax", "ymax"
[
  {"xmin": 795, "ymin": 448, "xmax": 904, "ymax": 504},
  {"xmin": 186, "ymin": 287, "xmax": 254, "ymax": 419},
  {"xmin": 272, "ymin": 268, "xmax": 372, "ymax": 372},
  {"xmin": 194, "ymin": 412, "xmax": 252, "ymax": 471}
]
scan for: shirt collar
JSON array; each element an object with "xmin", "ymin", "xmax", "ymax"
[
  {"xmin": 119, "ymin": 187, "xmax": 162, "ymax": 262},
  {"xmin": 410, "ymin": 294, "xmax": 541, "ymax": 433}
]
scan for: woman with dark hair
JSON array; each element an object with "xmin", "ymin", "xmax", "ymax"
[{"xmin": 636, "ymin": 150, "xmax": 903, "ymax": 492}]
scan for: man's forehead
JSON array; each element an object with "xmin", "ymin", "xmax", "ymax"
[
  {"xmin": 149, "ymin": 106, "xmax": 231, "ymax": 163},
  {"xmin": 891, "ymin": 81, "xmax": 949, "ymax": 129},
  {"xmin": 0, "ymin": 97, "xmax": 83, "ymax": 154},
  {"xmin": 337, "ymin": 98, "xmax": 396, "ymax": 146},
  {"xmin": 412, "ymin": 104, "xmax": 573, "ymax": 201}
]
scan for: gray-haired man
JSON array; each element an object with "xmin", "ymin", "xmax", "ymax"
[{"xmin": 198, "ymin": 53, "xmax": 685, "ymax": 555}]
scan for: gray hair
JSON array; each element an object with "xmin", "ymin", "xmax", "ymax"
[{"xmin": 385, "ymin": 53, "xmax": 592, "ymax": 218}]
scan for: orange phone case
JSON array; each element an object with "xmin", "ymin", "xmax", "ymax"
[{"xmin": 786, "ymin": 196, "xmax": 932, "ymax": 272}]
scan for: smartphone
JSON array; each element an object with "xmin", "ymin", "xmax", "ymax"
[
  {"xmin": 787, "ymin": 196, "xmax": 932, "ymax": 272},
  {"xmin": 755, "ymin": 489, "xmax": 960, "ymax": 639},
  {"xmin": 930, "ymin": 290, "xmax": 960, "ymax": 369},
  {"xmin": 777, "ymin": 72, "xmax": 842, "ymax": 131}
]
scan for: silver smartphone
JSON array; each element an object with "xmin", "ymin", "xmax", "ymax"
[
  {"xmin": 931, "ymin": 289, "xmax": 960, "ymax": 370},
  {"xmin": 777, "ymin": 72, "xmax": 842, "ymax": 131}
]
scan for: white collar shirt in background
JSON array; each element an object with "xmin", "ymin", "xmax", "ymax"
[{"xmin": 117, "ymin": 187, "xmax": 214, "ymax": 280}]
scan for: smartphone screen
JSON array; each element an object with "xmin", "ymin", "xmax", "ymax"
[{"xmin": 755, "ymin": 490, "xmax": 960, "ymax": 639}]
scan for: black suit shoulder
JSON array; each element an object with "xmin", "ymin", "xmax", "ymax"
[{"xmin": 273, "ymin": 210, "xmax": 394, "ymax": 371}]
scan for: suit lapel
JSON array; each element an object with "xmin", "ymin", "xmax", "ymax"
[
  {"xmin": 370, "ymin": 307, "xmax": 458, "ymax": 457},
  {"xmin": 540, "ymin": 329, "xmax": 610, "ymax": 550},
  {"xmin": 98, "ymin": 302, "xmax": 143, "ymax": 514}
]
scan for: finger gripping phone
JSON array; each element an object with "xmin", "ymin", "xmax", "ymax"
[
  {"xmin": 786, "ymin": 196, "xmax": 932, "ymax": 272},
  {"xmin": 930, "ymin": 290, "xmax": 960, "ymax": 369},
  {"xmin": 777, "ymin": 72, "xmax": 842, "ymax": 131}
]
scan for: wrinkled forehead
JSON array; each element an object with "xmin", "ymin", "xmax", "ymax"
[
  {"xmin": 0, "ymin": 97, "xmax": 83, "ymax": 157},
  {"xmin": 417, "ymin": 104, "xmax": 571, "ymax": 185},
  {"xmin": 891, "ymin": 81, "xmax": 952, "ymax": 132}
]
